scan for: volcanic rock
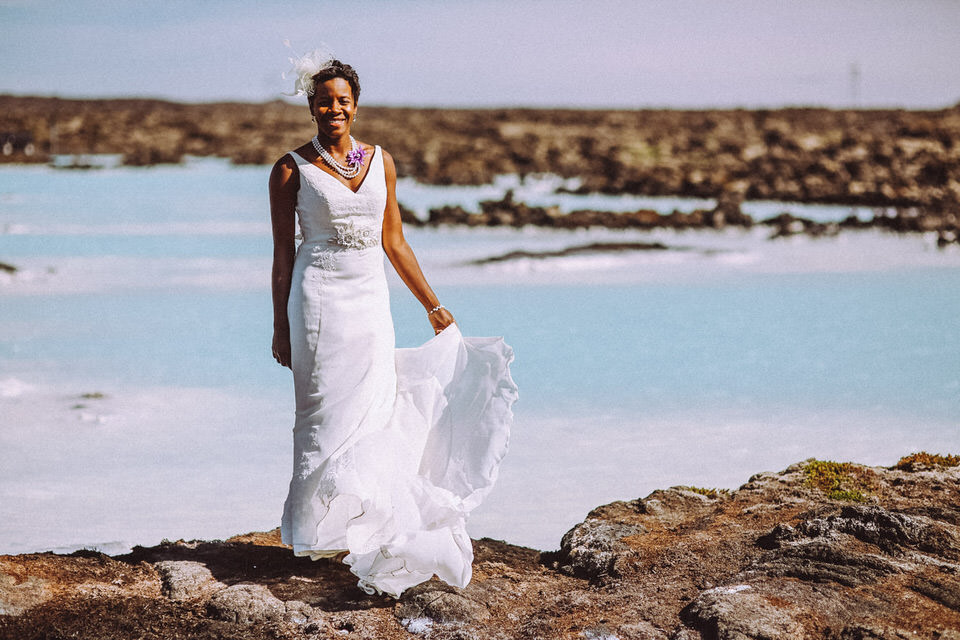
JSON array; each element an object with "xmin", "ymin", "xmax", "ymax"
[{"xmin": 1, "ymin": 455, "xmax": 959, "ymax": 639}]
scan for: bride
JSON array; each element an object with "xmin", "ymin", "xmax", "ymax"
[{"xmin": 268, "ymin": 50, "xmax": 517, "ymax": 598}]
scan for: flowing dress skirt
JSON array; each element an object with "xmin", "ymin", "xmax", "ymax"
[{"xmin": 281, "ymin": 243, "xmax": 516, "ymax": 597}]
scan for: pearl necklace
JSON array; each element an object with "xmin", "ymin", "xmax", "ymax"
[{"xmin": 312, "ymin": 135, "xmax": 363, "ymax": 179}]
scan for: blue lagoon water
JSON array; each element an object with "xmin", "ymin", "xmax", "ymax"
[{"xmin": 1, "ymin": 160, "xmax": 958, "ymax": 553}]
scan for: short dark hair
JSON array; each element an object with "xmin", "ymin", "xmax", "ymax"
[{"xmin": 310, "ymin": 60, "xmax": 361, "ymax": 104}]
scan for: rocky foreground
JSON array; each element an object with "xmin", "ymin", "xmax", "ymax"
[{"xmin": 2, "ymin": 454, "xmax": 958, "ymax": 639}]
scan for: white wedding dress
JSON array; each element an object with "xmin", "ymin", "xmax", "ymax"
[{"xmin": 279, "ymin": 146, "xmax": 517, "ymax": 598}]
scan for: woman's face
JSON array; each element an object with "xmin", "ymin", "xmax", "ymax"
[{"xmin": 310, "ymin": 77, "xmax": 356, "ymax": 139}]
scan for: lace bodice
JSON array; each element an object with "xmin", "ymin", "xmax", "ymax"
[{"xmin": 287, "ymin": 146, "xmax": 386, "ymax": 251}]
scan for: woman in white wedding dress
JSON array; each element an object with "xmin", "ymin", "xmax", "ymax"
[{"xmin": 269, "ymin": 53, "xmax": 517, "ymax": 598}]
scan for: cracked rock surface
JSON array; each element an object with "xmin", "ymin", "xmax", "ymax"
[
  {"xmin": 205, "ymin": 583, "xmax": 286, "ymax": 624},
  {"xmin": 154, "ymin": 560, "xmax": 223, "ymax": 602},
  {"xmin": 1, "ymin": 457, "xmax": 958, "ymax": 639}
]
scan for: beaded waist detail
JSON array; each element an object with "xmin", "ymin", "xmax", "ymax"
[
  {"xmin": 327, "ymin": 219, "xmax": 380, "ymax": 250},
  {"xmin": 299, "ymin": 236, "xmax": 381, "ymax": 273}
]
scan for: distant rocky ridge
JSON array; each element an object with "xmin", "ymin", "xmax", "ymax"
[
  {"xmin": 2, "ymin": 453, "xmax": 958, "ymax": 639},
  {"xmin": 2, "ymin": 95, "xmax": 959, "ymax": 213},
  {"xmin": 5, "ymin": 96, "xmax": 959, "ymax": 245}
]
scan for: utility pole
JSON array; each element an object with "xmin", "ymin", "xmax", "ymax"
[{"xmin": 849, "ymin": 62, "xmax": 861, "ymax": 108}]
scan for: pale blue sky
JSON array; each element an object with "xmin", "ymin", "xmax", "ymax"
[{"xmin": 1, "ymin": 0, "xmax": 958, "ymax": 108}]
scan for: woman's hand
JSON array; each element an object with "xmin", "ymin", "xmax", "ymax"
[
  {"xmin": 272, "ymin": 326, "xmax": 292, "ymax": 368},
  {"xmin": 428, "ymin": 307, "xmax": 456, "ymax": 335}
]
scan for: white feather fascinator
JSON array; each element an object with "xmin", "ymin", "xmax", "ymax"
[{"xmin": 283, "ymin": 41, "xmax": 336, "ymax": 97}]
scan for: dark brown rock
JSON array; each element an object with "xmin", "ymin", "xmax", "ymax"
[
  {"xmin": 395, "ymin": 581, "xmax": 491, "ymax": 624},
  {"xmin": 121, "ymin": 146, "xmax": 184, "ymax": 166},
  {"xmin": 154, "ymin": 560, "xmax": 223, "ymax": 602},
  {"xmin": 205, "ymin": 583, "xmax": 285, "ymax": 624},
  {"xmin": 555, "ymin": 518, "xmax": 646, "ymax": 580},
  {"xmin": 762, "ymin": 212, "xmax": 839, "ymax": 238},
  {"xmin": 467, "ymin": 241, "xmax": 671, "ymax": 265},
  {"xmin": 681, "ymin": 583, "xmax": 807, "ymax": 639},
  {"xmin": 707, "ymin": 190, "xmax": 752, "ymax": 229}
]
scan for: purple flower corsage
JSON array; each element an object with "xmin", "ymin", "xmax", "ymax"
[{"xmin": 346, "ymin": 145, "xmax": 367, "ymax": 167}]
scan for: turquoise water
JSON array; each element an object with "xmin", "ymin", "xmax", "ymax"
[
  {"xmin": 1, "ymin": 161, "xmax": 958, "ymax": 553},
  {"xmin": 5, "ymin": 272, "xmax": 957, "ymax": 417}
]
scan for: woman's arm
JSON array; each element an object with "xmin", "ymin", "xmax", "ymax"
[
  {"xmin": 380, "ymin": 149, "xmax": 456, "ymax": 335},
  {"xmin": 269, "ymin": 155, "xmax": 299, "ymax": 368}
]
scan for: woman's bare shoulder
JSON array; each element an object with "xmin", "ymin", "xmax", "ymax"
[
  {"xmin": 378, "ymin": 147, "xmax": 397, "ymax": 171},
  {"xmin": 270, "ymin": 152, "xmax": 300, "ymax": 188},
  {"xmin": 273, "ymin": 151, "xmax": 299, "ymax": 170}
]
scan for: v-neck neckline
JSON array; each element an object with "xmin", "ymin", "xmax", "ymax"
[{"xmin": 298, "ymin": 146, "xmax": 378, "ymax": 195}]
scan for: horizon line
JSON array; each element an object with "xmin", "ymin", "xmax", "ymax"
[{"xmin": 2, "ymin": 92, "xmax": 959, "ymax": 113}]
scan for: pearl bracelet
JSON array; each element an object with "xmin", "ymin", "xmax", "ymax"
[{"xmin": 428, "ymin": 304, "xmax": 445, "ymax": 316}]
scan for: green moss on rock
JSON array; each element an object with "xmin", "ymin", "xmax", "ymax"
[
  {"xmin": 894, "ymin": 451, "xmax": 960, "ymax": 471},
  {"xmin": 803, "ymin": 460, "xmax": 870, "ymax": 502}
]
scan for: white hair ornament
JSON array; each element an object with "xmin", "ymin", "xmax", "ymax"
[{"xmin": 282, "ymin": 41, "xmax": 336, "ymax": 97}]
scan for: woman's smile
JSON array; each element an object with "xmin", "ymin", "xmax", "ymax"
[{"xmin": 311, "ymin": 78, "xmax": 356, "ymax": 136}]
